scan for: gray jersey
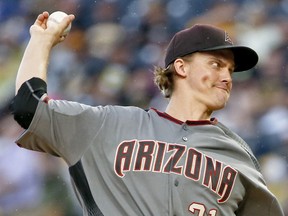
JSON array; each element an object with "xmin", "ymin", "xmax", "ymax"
[{"xmin": 16, "ymin": 99, "xmax": 284, "ymax": 216}]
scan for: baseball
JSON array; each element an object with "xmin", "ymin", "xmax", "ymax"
[{"xmin": 47, "ymin": 11, "xmax": 71, "ymax": 36}]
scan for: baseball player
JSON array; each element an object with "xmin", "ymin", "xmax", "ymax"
[{"xmin": 10, "ymin": 11, "xmax": 284, "ymax": 216}]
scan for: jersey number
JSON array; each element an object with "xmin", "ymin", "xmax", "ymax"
[{"xmin": 189, "ymin": 202, "xmax": 217, "ymax": 216}]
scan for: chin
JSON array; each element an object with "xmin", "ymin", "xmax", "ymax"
[
  {"xmin": 208, "ymin": 102, "xmax": 227, "ymax": 111},
  {"xmin": 214, "ymin": 95, "xmax": 229, "ymax": 110}
]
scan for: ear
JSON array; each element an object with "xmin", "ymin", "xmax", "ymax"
[{"xmin": 174, "ymin": 58, "xmax": 188, "ymax": 78}]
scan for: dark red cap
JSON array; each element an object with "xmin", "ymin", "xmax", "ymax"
[{"xmin": 164, "ymin": 24, "xmax": 258, "ymax": 72}]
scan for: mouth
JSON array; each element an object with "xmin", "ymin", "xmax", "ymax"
[{"xmin": 215, "ymin": 85, "xmax": 230, "ymax": 93}]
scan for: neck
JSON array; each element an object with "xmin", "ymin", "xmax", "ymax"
[{"xmin": 165, "ymin": 95, "xmax": 212, "ymax": 122}]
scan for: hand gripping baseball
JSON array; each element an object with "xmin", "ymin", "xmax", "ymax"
[{"xmin": 30, "ymin": 11, "xmax": 75, "ymax": 47}]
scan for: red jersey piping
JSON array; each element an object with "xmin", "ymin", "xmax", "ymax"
[{"xmin": 150, "ymin": 108, "xmax": 218, "ymax": 126}]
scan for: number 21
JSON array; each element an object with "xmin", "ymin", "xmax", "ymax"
[{"xmin": 189, "ymin": 202, "xmax": 217, "ymax": 216}]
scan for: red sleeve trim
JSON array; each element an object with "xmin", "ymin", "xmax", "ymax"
[{"xmin": 42, "ymin": 96, "xmax": 51, "ymax": 104}]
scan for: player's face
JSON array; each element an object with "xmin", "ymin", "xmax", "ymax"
[{"xmin": 183, "ymin": 50, "xmax": 235, "ymax": 111}]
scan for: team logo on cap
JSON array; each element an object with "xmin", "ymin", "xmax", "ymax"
[{"xmin": 225, "ymin": 32, "xmax": 233, "ymax": 44}]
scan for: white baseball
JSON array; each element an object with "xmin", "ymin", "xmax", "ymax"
[{"xmin": 47, "ymin": 11, "xmax": 71, "ymax": 36}]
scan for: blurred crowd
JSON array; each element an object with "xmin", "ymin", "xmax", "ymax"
[{"xmin": 1, "ymin": 0, "xmax": 288, "ymax": 215}]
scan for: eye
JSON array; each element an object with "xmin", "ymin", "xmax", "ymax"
[{"xmin": 211, "ymin": 61, "xmax": 221, "ymax": 69}]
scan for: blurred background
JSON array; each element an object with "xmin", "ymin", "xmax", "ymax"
[{"xmin": 1, "ymin": 0, "xmax": 288, "ymax": 215}]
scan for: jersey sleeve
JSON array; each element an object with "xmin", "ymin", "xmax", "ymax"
[
  {"xmin": 216, "ymin": 122, "xmax": 285, "ymax": 216},
  {"xmin": 236, "ymin": 176, "xmax": 285, "ymax": 215},
  {"xmin": 10, "ymin": 77, "xmax": 47, "ymax": 129},
  {"xmin": 15, "ymin": 99, "xmax": 109, "ymax": 165}
]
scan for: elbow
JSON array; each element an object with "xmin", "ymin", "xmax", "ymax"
[{"xmin": 10, "ymin": 77, "xmax": 47, "ymax": 129}]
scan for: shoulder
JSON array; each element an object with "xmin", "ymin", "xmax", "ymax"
[
  {"xmin": 108, "ymin": 105, "xmax": 147, "ymax": 112},
  {"xmin": 216, "ymin": 121, "xmax": 262, "ymax": 172},
  {"xmin": 105, "ymin": 105, "xmax": 150, "ymax": 119}
]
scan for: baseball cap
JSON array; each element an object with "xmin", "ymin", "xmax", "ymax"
[{"xmin": 164, "ymin": 24, "xmax": 258, "ymax": 72}]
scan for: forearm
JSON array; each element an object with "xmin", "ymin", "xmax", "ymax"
[
  {"xmin": 15, "ymin": 11, "xmax": 75, "ymax": 94},
  {"xmin": 15, "ymin": 36, "xmax": 53, "ymax": 94}
]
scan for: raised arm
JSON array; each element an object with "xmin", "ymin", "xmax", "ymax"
[
  {"xmin": 11, "ymin": 12, "xmax": 74, "ymax": 129},
  {"xmin": 15, "ymin": 11, "xmax": 75, "ymax": 93}
]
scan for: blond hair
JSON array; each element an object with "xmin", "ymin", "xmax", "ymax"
[
  {"xmin": 153, "ymin": 64, "xmax": 175, "ymax": 98},
  {"xmin": 154, "ymin": 54, "xmax": 193, "ymax": 98}
]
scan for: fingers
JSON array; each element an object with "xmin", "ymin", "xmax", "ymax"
[
  {"xmin": 30, "ymin": 12, "xmax": 75, "ymax": 47},
  {"xmin": 34, "ymin": 11, "xmax": 49, "ymax": 26},
  {"xmin": 58, "ymin": 14, "xmax": 75, "ymax": 33},
  {"xmin": 34, "ymin": 11, "xmax": 75, "ymax": 34},
  {"xmin": 59, "ymin": 35, "xmax": 67, "ymax": 43}
]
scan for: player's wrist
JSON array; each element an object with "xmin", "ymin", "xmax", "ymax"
[{"xmin": 29, "ymin": 35, "xmax": 54, "ymax": 50}]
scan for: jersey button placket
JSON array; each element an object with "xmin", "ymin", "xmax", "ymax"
[
  {"xmin": 182, "ymin": 136, "xmax": 188, "ymax": 142},
  {"xmin": 174, "ymin": 179, "xmax": 179, "ymax": 187},
  {"xmin": 183, "ymin": 124, "xmax": 188, "ymax": 131},
  {"xmin": 181, "ymin": 124, "xmax": 189, "ymax": 142}
]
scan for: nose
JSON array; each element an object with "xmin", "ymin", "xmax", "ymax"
[
  {"xmin": 220, "ymin": 69, "xmax": 233, "ymax": 92},
  {"xmin": 221, "ymin": 68, "xmax": 232, "ymax": 84}
]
